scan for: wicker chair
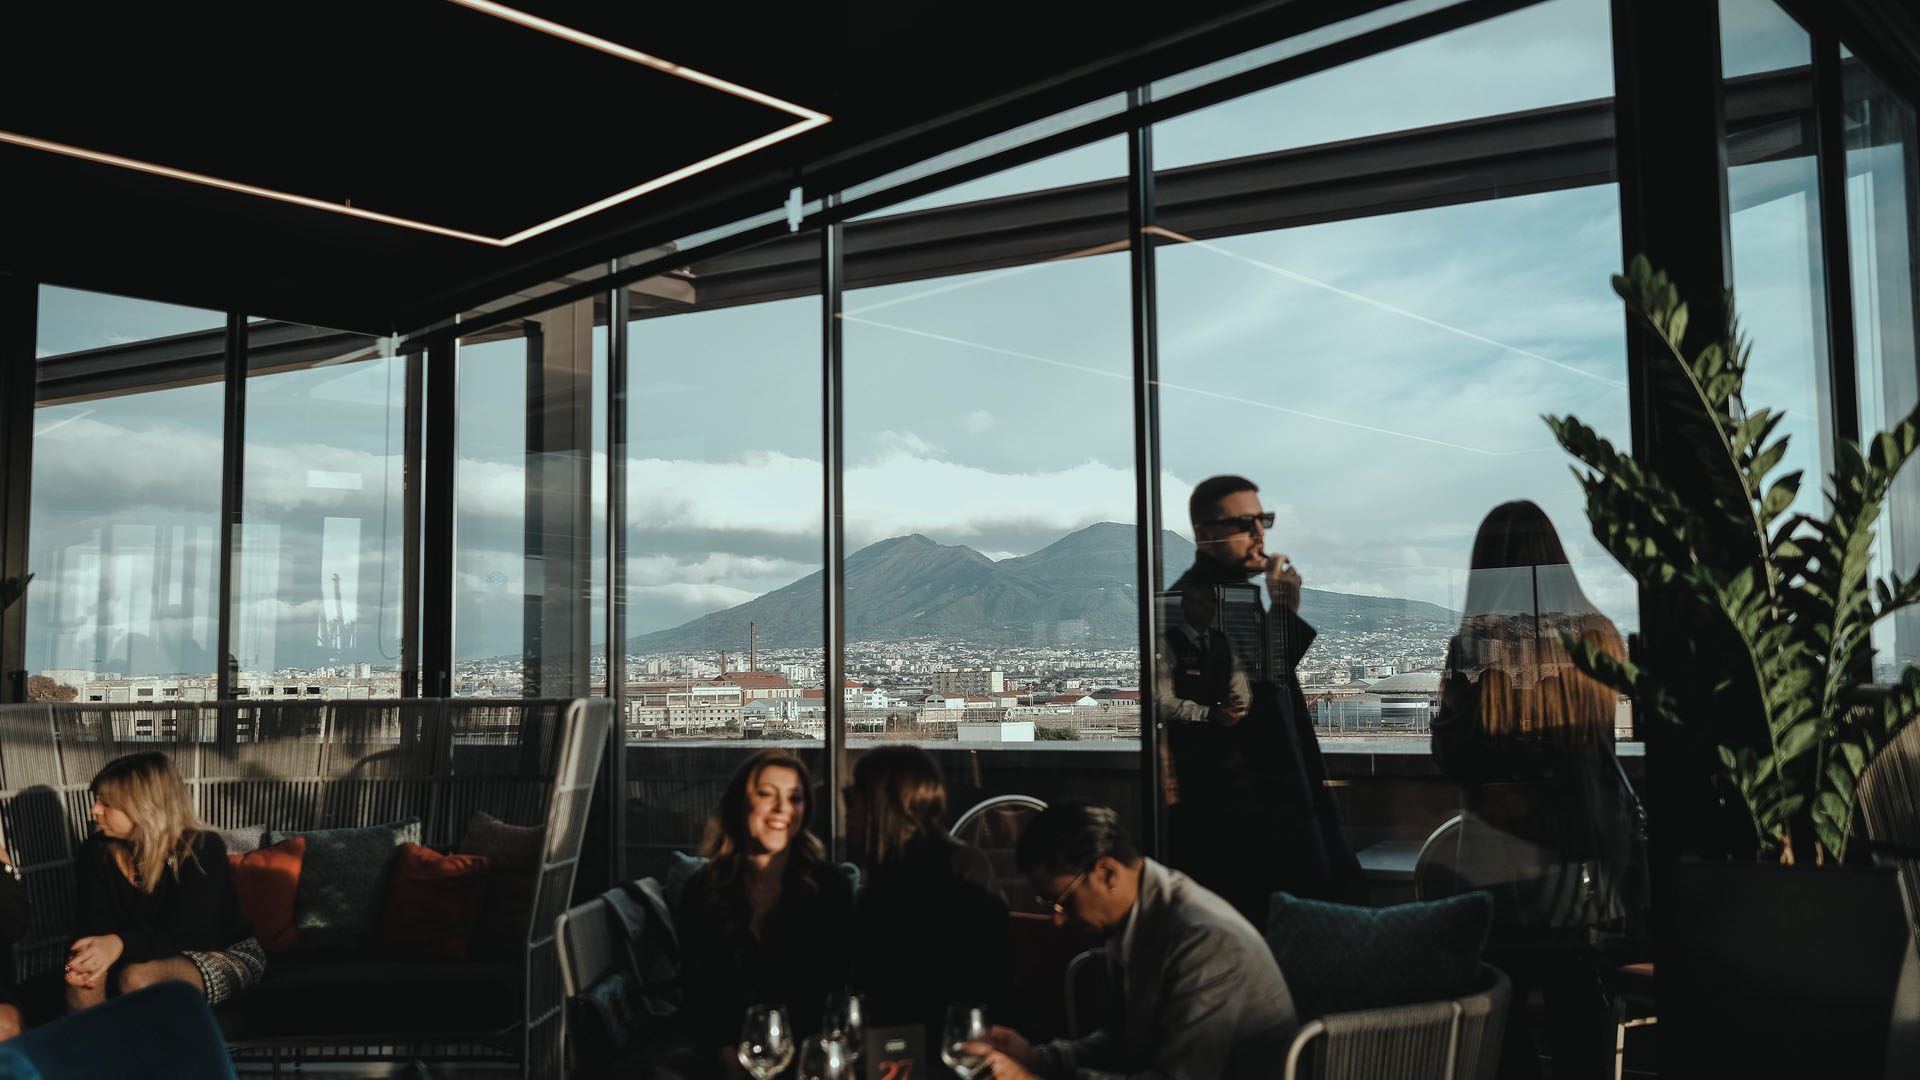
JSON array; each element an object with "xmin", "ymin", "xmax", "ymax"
[
  {"xmin": 0, "ymin": 697, "xmax": 610, "ymax": 1079},
  {"xmin": 1282, "ymin": 965, "xmax": 1509, "ymax": 1080}
]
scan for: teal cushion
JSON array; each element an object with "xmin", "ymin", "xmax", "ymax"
[
  {"xmin": 268, "ymin": 818, "xmax": 421, "ymax": 950},
  {"xmin": 661, "ymin": 852, "xmax": 706, "ymax": 915},
  {"xmin": 1265, "ymin": 891, "xmax": 1492, "ymax": 1019}
]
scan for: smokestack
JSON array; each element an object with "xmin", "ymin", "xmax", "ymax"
[
  {"xmin": 750, "ymin": 621, "xmax": 757, "ymax": 673},
  {"xmin": 720, "ymin": 651, "xmax": 728, "ymax": 677}
]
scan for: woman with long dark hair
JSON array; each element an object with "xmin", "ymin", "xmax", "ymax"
[
  {"xmin": 66, "ymin": 751, "xmax": 260, "ymax": 1012},
  {"xmin": 1429, "ymin": 500, "xmax": 1643, "ymax": 1080},
  {"xmin": 677, "ymin": 749, "xmax": 853, "ymax": 1068},
  {"xmin": 845, "ymin": 746, "xmax": 1018, "ymax": 1037}
]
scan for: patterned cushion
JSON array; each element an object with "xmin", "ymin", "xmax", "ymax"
[
  {"xmin": 460, "ymin": 810, "xmax": 544, "ymax": 951},
  {"xmin": 214, "ymin": 824, "xmax": 266, "ymax": 855},
  {"xmin": 1265, "ymin": 891, "xmax": 1492, "ymax": 1019},
  {"xmin": 268, "ymin": 818, "xmax": 420, "ymax": 951}
]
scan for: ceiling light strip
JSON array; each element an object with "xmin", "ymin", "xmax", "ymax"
[
  {"xmin": 0, "ymin": 129, "xmax": 510, "ymax": 246},
  {"xmin": 444, "ymin": 0, "xmax": 831, "ymax": 124}
]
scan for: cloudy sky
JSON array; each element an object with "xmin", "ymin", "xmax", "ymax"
[{"xmin": 26, "ymin": 0, "xmax": 1888, "ymax": 674}]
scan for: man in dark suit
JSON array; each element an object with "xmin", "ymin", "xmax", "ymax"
[
  {"xmin": 1161, "ymin": 475, "xmax": 1362, "ymax": 920},
  {"xmin": 974, "ymin": 802, "xmax": 1297, "ymax": 1080}
]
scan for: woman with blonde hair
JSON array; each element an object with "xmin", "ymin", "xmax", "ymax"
[
  {"xmin": 845, "ymin": 746, "xmax": 1018, "ymax": 1039},
  {"xmin": 676, "ymin": 748, "xmax": 853, "ymax": 1073},
  {"xmin": 65, "ymin": 752, "xmax": 259, "ymax": 1012}
]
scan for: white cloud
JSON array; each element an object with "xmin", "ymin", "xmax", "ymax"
[{"xmin": 963, "ymin": 410, "xmax": 997, "ymax": 434}]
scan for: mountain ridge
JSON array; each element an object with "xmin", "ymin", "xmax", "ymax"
[{"xmin": 627, "ymin": 522, "xmax": 1459, "ymax": 653}]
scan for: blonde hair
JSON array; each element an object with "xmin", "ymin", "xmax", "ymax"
[{"xmin": 90, "ymin": 751, "xmax": 204, "ymax": 893}]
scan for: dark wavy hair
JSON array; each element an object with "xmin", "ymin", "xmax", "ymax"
[
  {"xmin": 846, "ymin": 745, "xmax": 950, "ymax": 868},
  {"xmin": 697, "ymin": 748, "xmax": 826, "ymax": 933}
]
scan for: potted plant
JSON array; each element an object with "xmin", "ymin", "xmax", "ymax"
[{"xmin": 1546, "ymin": 257, "xmax": 1918, "ymax": 1075}]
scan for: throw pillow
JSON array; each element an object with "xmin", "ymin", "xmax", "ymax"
[
  {"xmin": 228, "ymin": 836, "xmax": 306, "ymax": 954},
  {"xmin": 1265, "ymin": 891, "xmax": 1492, "ymax": 1019},
  {"xmin": 569, "ymin": 969, "xmax": 642, "ymax": 1063},
  {"xmin": 461, "ymin": 810, "xmax": 544, "ymax": 951},
  {"xmin": 378, "ymin": 842, "xmax": 492, "ymax": 960},
  {"xmin": 267, "ymin": 817, "xmax": 421, "ymax": 951}
]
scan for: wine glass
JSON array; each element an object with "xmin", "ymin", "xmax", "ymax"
[
  {"xmin": 823, "ymin": 990, "xmax": 866, "ymax": 1065},
  {"xmin": 798, "ymin": 1034, "xmax": 855, "ymax": 1080},
  {"xmin": 940, "ymin": 1003, "xmax": 990, "ymax": 1080},
  {"xmin": 738, "ymin": 1004, "xmax": 796, "ymax": 1080}
]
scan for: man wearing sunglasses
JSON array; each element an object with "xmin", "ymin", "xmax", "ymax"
[{"xmin": 1159, "ymin": 475, "xmax": 1362, "ymax": 923}]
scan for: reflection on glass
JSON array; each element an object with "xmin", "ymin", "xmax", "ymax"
[
  {"xmin": 27, "ymin": 288, "xmax": 225, "ymax": 701},
  {"xmin": 453, "ymin": 301, "xmax": 601, "ymax": 697},
  {"xmin": 236, "ymin": 331, "xmax": 405, "ymax": 699},
  {"xmin": 1845, "ymin": 50, "xmax": 1920, "ymax": 678},
  {"xmin": 1722, "ymin": 1, "xmax": 1831, "ymax": 528}
]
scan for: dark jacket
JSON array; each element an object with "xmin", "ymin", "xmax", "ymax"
[
  {"xmin": 1041, "ymin": 859, "xmax": 1297, "ymax": 1080},
  {"xmin": 1164, "ymin": 558, "xmax": 1363, "ymax": 915},
  {"xmin": 852, "ymin": 835, "xmax": 1019, "ymax": 1038},
  {"xmin": 676, "ymin": 858, "xmax": 855, "ymax": 1053},
  {"xmin": 75, "ymin": 831, "xmax": 250, "ymax": 964},
  {"xmin": 0, "ymin": 864, "xmax": 27, "ymax": 1001}
]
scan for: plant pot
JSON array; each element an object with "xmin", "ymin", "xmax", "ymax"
[{"xmin": 1673, "ymin": 859, "xmax": 1913, "ymax": 1077}]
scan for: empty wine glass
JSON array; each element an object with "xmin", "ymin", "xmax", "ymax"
[
  {"xmin": 738, "ymin": 1004, "xmax": 796, "ymax": 1080},
  {"xmin": 798, "ymin": 1034, "xmax": 855, "ymax": 1080},
  {"xmin": 823, "ymin": 990, "xmax": 867, "ymax": 1064},
  {"xmin": 940, "ymin": 1003, "xmax": 990, "ymax": 1080}
]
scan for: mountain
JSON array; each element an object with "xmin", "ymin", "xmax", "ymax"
[{"xmin": 626, "ymin": 522, "xmax": 1458, "ymax": 653}]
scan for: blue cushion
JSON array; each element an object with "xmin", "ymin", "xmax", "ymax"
[
  {"xmin": 1265, "ymin": 891, "xmax": 1492, "ymax": 1019},
  {"xmin": 267, "ymin": 817, "xmax": 421, "ymax": 950}
]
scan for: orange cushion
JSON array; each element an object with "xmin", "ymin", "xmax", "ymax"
[
  {"xmin": 229, "ymin": 836, "xmax": 306, "ymax": 955},
  {"xmin": 377, "ymin": 843, "xmax": 492, "ymax": 960}
]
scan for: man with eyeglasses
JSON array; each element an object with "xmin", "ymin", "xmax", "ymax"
[
  {"xmin": 1159, "ymin": 475, "xmax": 1362, "ymax": 923},
  {"xmin": 971, "ymin": 801, "xmax": 1296, "ymax": 1080}
]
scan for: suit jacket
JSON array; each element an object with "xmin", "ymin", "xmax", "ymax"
[{"xmin": 1043, "ymin": 859, "xmax": 1298, "ymax": 1080}]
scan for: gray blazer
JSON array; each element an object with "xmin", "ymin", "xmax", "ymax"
[{"xmin": 1043, "ymin": 859, "xmax": 1298, "ymax": 1080}]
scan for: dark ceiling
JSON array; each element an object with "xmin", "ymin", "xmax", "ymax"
[{"xmin": 1, "ymin": 0, "xmax": 1373, "ymax": 336}]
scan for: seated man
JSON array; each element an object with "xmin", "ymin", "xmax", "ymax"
[{"xmin": 976, "ymin": 802, "xmax": 1296, "ymax": 1080}]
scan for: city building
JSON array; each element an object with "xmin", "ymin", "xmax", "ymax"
[{"xmin": 929, "ymin": 668, "xmax": 1005, "ymax": 695}]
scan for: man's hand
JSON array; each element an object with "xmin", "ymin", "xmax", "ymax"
[
  {"xmin": 976, "ymin": 1045, "xmax": 1041, "ymax": 1080},
  {"xmin": 1267, "ymin": 553, "xmax": 1302, "ymax": 613},
  {"xmin": 985, "ymin": 1026, "xmax": 1038, "ymax": 1069},
  {"xmin": 65, "ymin": 935, "xmax": 122, "ymax": 989},
  {"xmin": 1207, "ymin": 703, "xmax": 1245, "ymax": 728}
]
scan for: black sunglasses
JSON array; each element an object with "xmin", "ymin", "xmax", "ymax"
[{"xmin": 1203, "ymin": 512, "xmax": 1275, "ymax": 533}]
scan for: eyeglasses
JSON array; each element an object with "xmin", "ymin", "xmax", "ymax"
[
  {"xmin": 1203, "ymin": 512, "xmax": 1275, "ymax": 533},
  {"xmin": 1037, "ymin": 867, "xmax": 1091, "ymax": 916}
]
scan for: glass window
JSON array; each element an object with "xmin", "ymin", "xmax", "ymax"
[
  {"xmin": 234, "ymin": 327, "xmax": 404, "ymax": 697},
  {"xmin": 620, "ymin": 237, "xmax": 825, "ymax": 873},
  {"xmin": 1152, "ymin": 0, "xmax": 1617, "ymax": 171},
  {"xmin": 453, "ymin": 300, "xmax": 602, "ymax": 697},
  {"xmin": 1844, "ymin": 49, "xmax": 1920, "ymax": 678},
  {"xmin": 843, "ymin": 138, "xmax": 1143, "ymax": 843},
  {"xmin": 27, "ymin": 289, "xmax": 225, "ymax": 699},
  {"xmin": 1722, "ymin": 0, "xmax": 1832, "ymax": 528}
]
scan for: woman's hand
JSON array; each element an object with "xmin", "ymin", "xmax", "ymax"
[
  {"xmin": 65, "ymin": 934, "xmax": 123, "ymax": 988},
  {"xmin": 976, "ymin": 1046, "xmax": 1041, "ymax": 1080}
]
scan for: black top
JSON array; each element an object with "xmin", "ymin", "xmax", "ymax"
[
  {"xmin": 75, "ymin": 831, "xmax": 251, "ymax": 964},
  {"xmin": 676, "ymin": 858, "xmax": 856, "ymax": 1053},
  {"xmin": 851, "ymin": 835, "xmax": 1020, "ymax": 1039}
]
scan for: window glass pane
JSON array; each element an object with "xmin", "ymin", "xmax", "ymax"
[
  {"xmin": 1148, "ymin": 0, "xmax": 1640, "ymax": 995},
  {"xmin": 620, "ymin": 236, "xmax": 824, "ymax": 873},
  {"xmin": 1152, "ymin": 0, "xmax": 1616, "ymax": 171},
  {"xmin": 843, "ymin": 138, "xmax": 1143, "ymax": 852},
  {"xmin": 454, "ymin": 300, "xmax": 601, "ymax": 697},
  {"xmin": 1722, "ymin": 0, "xmax": 1831, "ymax": 531},
  {"xmin": 27, "ymin": 289, "xmax": 224, "ymax": 700},
  {"xmin": 1845, "ymin": 53, "xmax": 1920, "ymax": 678},
  {"xmin": 235, "ymin": 328, "xmax": 404, "ymax": 698}
]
